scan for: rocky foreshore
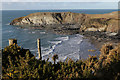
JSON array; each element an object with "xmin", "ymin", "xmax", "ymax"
[
  {"xmin": 80, "ymin": 31, "xmax": 120, "ymax": 49},
  {"xmin": 10, "ymin": 11, "xmax": 120, "ymax": 47}
]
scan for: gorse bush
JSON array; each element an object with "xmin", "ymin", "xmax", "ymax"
[
  {"xmin": 95, "ymin": 43, "xmax": 120, "ymax": 80},
  {"xmin": 2, "ymin": 43, "xmax": 120, "ymax": 80}
]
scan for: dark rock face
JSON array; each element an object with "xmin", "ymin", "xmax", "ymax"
[{"xmin": 10, "ymin": 11, "xmax": 120, "ymax": 34}]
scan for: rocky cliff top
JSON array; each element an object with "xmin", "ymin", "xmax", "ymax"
[{"xmin": 10, "ymin": 11, "xmax": 120, "ymax": 34}]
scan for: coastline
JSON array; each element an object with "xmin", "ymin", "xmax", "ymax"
[
  {"xmin": 80, "ymin": 31, "xmax": 120, "ymax": 49},
  {"xmin": 4, "ymin": 10, "xmax": 120, "ymax": 59},
  {"xmin": 16, "ymin": 25, "xmax": 120, "ymax": 50},
  {"xmin": 2, "ymin": 6, "xmax": 120, "ymax": 79}
]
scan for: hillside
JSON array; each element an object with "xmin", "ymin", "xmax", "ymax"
[{"xmin": 10, "ymin": 11, "xmax": 120, "ymax": 34}]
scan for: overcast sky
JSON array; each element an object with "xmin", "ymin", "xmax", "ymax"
[
  {"xmin": 1, "ymin": 0, "xmax": 120, "ymax": 10},
  {"xmin": 2, "ymin": 0, "xmax": 120, "ymax": 2},
  {"xmin": 2, "ymin": 2, "xmax": 118, "ymax": 10}
]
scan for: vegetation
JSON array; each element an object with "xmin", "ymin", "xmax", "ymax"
[{"xmin": 2, "ymin": 43, "xmax": 120, "ymax": 80}]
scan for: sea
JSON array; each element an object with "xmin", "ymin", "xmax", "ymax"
[{"xmin": 1, "ymin": 9, "xmax": 118, "ymax": 61}]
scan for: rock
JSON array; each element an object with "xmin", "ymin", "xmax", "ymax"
[
  {"xmin": 85, "ymin": 27, "xmax": 98, "ymax": 31},
  {"xmin": 106, "ymin": 32, "xmax": 118, "ymax": 36},
  {"xmin": 98, "ymin": 26, "xmax": 107, "ymax": 32},
  {"xmin": 10, "ymin": 11, "xmax": 120, "ymax": 34}
]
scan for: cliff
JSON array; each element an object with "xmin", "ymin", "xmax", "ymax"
[{"xmin": 10, "ymin": 11, "xmax": 120, "ymax": 34}]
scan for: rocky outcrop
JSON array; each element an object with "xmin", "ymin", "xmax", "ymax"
[
  {"xmin": 10, "ymin": 11, "xmax": 120, "ymax": 34},
  {"xmin": 10, "ymin": 12, "xmax": 86, "ymax": 25}
]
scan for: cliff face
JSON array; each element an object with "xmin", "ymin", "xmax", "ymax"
[
  {"xmin": 10, "ymin": 11, "xmax": 120, "ymax": 34},
  {"xmin": 10, "ymin": 12, "xmax": 86, "ymax": 25}
]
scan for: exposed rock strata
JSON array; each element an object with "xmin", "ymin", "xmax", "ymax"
[{"xmin": 10, "ymin": 11, "xmax": 120, "ymax": 34}]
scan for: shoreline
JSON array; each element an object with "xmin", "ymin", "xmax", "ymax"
[
  {"xmin": 17, "ymin": 25, "xmax": 120, "ymax": 50},
  {"xmin": 80, "ymin": 31, "xmax": 120, "ymax": 49},
  {"xmin": 9, "ymin": 11, "xmax": 120, "ymax": 52}
]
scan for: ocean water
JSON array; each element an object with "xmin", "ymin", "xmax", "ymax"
[
  {"xmin": 0, "ymin": 10, "xmax": 2, "ymax": 50},
  {"xmin": 2, "ymin": 9, "xmax": 118, "ymax": 61}
]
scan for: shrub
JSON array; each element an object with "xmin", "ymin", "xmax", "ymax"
[{"xmin": 2, "ymin": 43, "xmax": 120, "ymax": 80}]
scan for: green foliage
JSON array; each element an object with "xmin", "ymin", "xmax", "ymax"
[{"xmin": 2, "ymin": 43, "xmax": 120, "ymax": 80}]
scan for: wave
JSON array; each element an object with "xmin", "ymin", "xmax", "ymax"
[
  {"xmin": 40, "ymin": 32, "xmax": 46, "ymax": 34},
  {"xmin": 28, "ymin": 31, "xmax": 35, "ymax": 34},
  {"xmin": 23, "ymin": 29, "xmax": 28, "ymax": 31},
  {"xmin": 55, "ymin": 36, "xmax": 69, "ymax": 41},
  {"xmin": 59, "ymin": 56, "xmax": 68, "ymax": 61},
  {"xmin": 32, "ymin": 31, "xmax": 35, "ymax": 34},
  {"xmin": 58, "ymin": 52, "xmax": 80, "ymax": 61},
  {"xmin": 8, "ymin": 31, "xmax": 12, "ymax": 33},
  {"xmin": 48, "ymin": 40, "xmax": 62, "ymax": 45},
  {"xmin": 42, "ymin": 36, "xmax": 69, "ymax": 57},
  {"xmin": 42, "ymin": 45, "xmax": 56, "ymax": 57},
  {"xmin": 30, "ymin": 49, "xmax": 37, "ymax": 52},
  {"xmin": 3, "ymin": 30, "xmax": 13, "ymax": 34},
  {"xmin": 76, "ymin": 34, "xmax": 84, "ymax": 37},
  {"xmin": 33, "ymin": 34, "xmax": 86, "ymax": 61},
  {"xmin": 41, "ymin": 47, "xmax": 50, "ymax": 51},
  {"xmin": 77, "ymin": 39, "xmax": 83, "ymax": 44},
  {"xmin": 52, "ymin": 34, "xmax": 84, "ymax": 61}
]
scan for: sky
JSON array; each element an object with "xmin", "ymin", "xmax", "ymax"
[
  {"xmin": 1, "ymin": 0, "xmax": 120, "ymax": 2},
  {"xmin": 1, "ymin": 0, "xmax": 120, "ymax": 10}
]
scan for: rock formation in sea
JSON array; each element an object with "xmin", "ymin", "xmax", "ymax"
[{"xmin": 10, "ymin": 11, "xmax": 120, "ymax": 34}]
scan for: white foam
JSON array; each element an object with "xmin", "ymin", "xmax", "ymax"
[
  {"xmin": 76, "ymin": 34, "xmax": 84, "ymax": 37},
  {"xmin": 30, "ymin": 49, "xmax": 37, "ymax": 52},
  {"xmin": 68, "ymin": 36, "xmax": 83, "ymax": 45},
  {"xmin": 23, "ymin": 29, "xmax": 28, "ymax": 31},
  {"xmin": 59, "ymin": 56, "xmax": 68, "ymax": 61},
  {"xmin": 36, "ymin": 56, "xmax": 39, "ymax": 59},
  {"xmin": 32, "ymin": 31, "xmax": 35, "ymax": 34},
  {"xmin": 67, "ymin": 52, "xmax": 76, "ymax": 56},
  {"xmin": 42, "ymin": 39, "xmax": 63, "ymax": 57},
  {"xmin": 48, "ymin": 40, "xmax": 62, "ymax": 45},
  {"xmin": 41, "ymin": 47, "xmax": 50, "ymax": 51},
  {"xmin": 56, "ymin": 36, "xmax": 69, "ymax": 41},
  {"xmin": 42, "ymin": 39, "xmax": 64, "ymax": 57},
  {"xmin": 8, "ymin": 31, "xmax": 12, "ymax": 32},
  {"xmin": 42, "ymin": 44, "xmax": 56, "ymax": 57},
  {"xmin": 36, "ymin": 35, "xmax": 84, "ymax": 61},
  {"xmin": 77, "ymin": 39, "xmax": 83, "ymax": 44},
  {"xmin": 40, "ymin": 32, "xmax": 46, "ymax": 34},
  {"xmin": 42, "ymin": 48, "xmax": 53, "ymax": 56},
  {"xmin": 52, "ymin": 34, "xmax": 84, "ymax": 61},
  {"xmin": 28, "ymin": 31, "xmax": 35, "ymax": 34},
  {"xmin": 58, "ymin": 52, "xmax": 78, "ymax": 61}
]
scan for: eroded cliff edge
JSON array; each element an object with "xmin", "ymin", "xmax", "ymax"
[{"xmin": 10, "ymin": 11, "xmax": 120, "ymax": 35}]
